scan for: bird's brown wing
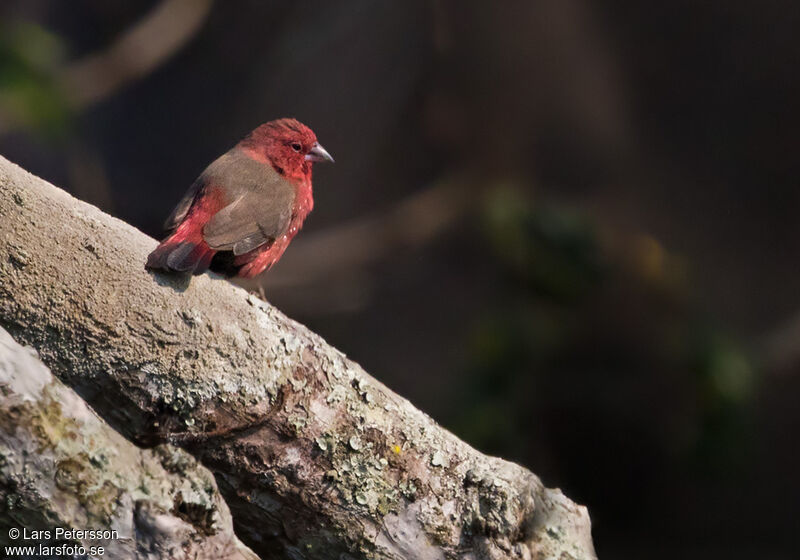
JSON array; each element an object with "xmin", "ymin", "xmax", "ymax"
[{"xmin": 201, "ymin": 150, "xmax": 296, "ymax": 255}]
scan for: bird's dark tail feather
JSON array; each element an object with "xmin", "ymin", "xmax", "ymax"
[{"xmin": 146, "ymin": 238, "xmax": 216, "ymax": 276}]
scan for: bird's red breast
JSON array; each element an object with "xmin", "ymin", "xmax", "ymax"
[{"xmin": 146, "ymin": 118, "xmax": 333, "ymax": 278}]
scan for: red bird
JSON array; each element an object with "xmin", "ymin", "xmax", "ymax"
[{"xmin": 146, "ymin": 118, "xmax": 333, "ymax": 278}]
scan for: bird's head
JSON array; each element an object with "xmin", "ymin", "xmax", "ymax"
[{"xmin": 239, "ymin": 118, "xmax": 333, "ymax": 180}]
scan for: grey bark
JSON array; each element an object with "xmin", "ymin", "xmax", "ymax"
[
  {"xmin": 0, "ymin": 328, "xmax": 258, "ymax": 559},
  {"xmin": 0, "ymin": 155, "xmax": 597, "ymax": 560}
]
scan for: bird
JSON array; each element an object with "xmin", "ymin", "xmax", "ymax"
[{"xmin": 146, "ymin": 118, "xmax": 333, "ymax": 278}]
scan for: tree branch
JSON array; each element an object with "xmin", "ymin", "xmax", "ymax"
[{"xmin": 0, "ymin": 155, "xmax": 596, "ymax": 559}]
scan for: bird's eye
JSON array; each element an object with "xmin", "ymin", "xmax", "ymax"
[{"xmin": 291, "ymin": 142, "xmax": 302, "ymax": 152}]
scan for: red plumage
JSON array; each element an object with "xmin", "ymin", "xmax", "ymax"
[{"xmin": 146, "ymin": 118, "xmax": 333, "ymax": 278}]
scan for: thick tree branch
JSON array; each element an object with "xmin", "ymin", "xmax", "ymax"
[{"xmin": 0, "ymin": 155, "xmax": 596, "ymax": 559}]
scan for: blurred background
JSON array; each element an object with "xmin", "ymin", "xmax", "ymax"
[{"xmin": 1, "ymin": 1, "xmax": 798, "ymax": 557}]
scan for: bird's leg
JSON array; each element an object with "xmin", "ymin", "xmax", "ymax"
[{"xmin": 248, "ymin": 283, "xmax": 267, "ymax": 302}]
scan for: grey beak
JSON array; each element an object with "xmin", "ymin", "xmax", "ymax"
[{"xmin": 305, "ymin": 142, "xmax": 334, "ymax": 163}]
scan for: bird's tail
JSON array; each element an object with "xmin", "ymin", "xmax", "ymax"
[{"xmin": 146, "ymin": 233, "xmax": 216, "ymax": 276}]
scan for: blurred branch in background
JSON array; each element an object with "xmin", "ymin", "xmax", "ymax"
[
  {"xmin": 0, "ymin": 0, "xmax": 212, "ymax": 135},
  {"xmin": 0, "ymin": 0, "xmax": 212, "ymax": 212},
  {"xmin": 245, "ymin": 173, "xmax": 690, "ymax": 316},
  {"xmin": 59, "ymin": 0, "xmax": 213, "ymax": 109},
  {"xmin": 239, "ymin": 176, "xmax": 476, "ymax": 312}
]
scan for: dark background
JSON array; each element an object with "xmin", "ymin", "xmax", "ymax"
[{"xmin": 1, "ymin": 1, "xmax": 799, "ymax": 558}]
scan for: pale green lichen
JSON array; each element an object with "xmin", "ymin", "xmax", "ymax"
[
  {"xmin": 288, "ymin": 412, "xmax": 308, "ymax": 436},
  {"xmin": 348, "ymin": 435, "xmax": 362, "ymax": 451},
  {"xmin": 431, "ymin": 451, "xmax": 448, "ymax": 468}
]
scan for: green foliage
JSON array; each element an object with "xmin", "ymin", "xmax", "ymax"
[
  {"xmin": 0, "ymin": 21, "xmax": 71, "ymax": 136},
  {"xmin": 686, "ymin": 329, "xmax": 756, "ymax": 474},
  {"xmin": 482, "ymin": 186, "xmax": 603, "ymax": 302},
  {"xmin": 450, "ymin": 185, "xmax": 757, "ymax": 484}
]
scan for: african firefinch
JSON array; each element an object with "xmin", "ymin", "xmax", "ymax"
[{"xmin": 146, "ymin": 118, "xmax": 333, "ymax": 278}]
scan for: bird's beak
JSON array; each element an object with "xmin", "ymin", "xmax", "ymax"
[{"xmin": 305, "ymin": 142, "xmax": 334, "ymax": 163}]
